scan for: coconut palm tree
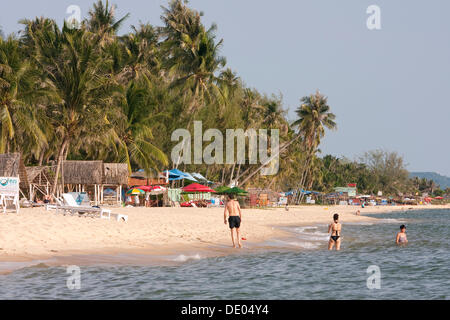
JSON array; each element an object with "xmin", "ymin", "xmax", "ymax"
[
  {"xmin": 105, "ymin": 81, "xmax": 169, "ymax": 173},
  {"xmin": 87, "ymin": 0, "xmax": 129, "ymax": 45},
  {"xmin": 161, "ymin": 0, "xmax": 226, "ymax": 114},
  {"xmin": 292, "ymin": 90, "xmax": 336, "ymax": 150},
  {"xmin": 24, "ymin": 20, "xmax": 116, "ymax": 194},
  {"xmin": 0, "ymin": 35, "xmax": 47, "ymax": 156},
  {"xmin": 291, "ymin": 91, "xmax": 336, "ymax": 202},
  {"xmin": 114, "ymin": 23, "xmax": 162, "ymax": 83}
]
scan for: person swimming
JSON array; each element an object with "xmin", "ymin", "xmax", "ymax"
[
  {"xmin": 328, "ymin": 213, "xmax": 342, "ymax": 251},
  {"xmin": 396, "ymin": 225, "xmax": 408, "ymax": 244}
]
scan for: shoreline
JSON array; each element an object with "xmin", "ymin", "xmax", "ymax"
[{"xmin": 1, "ymin": 204, "xmax": 448, "ymax": 273}]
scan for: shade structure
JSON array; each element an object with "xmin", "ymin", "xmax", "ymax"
[
  {"xmin": 434, "ymin": 196, "xmax": 444, "ymax": 200},
  {"xmin": 126, "ymin": 188, "xmax": 145, "ymax": 195},
  {"xmin": 136, "ymin": 185, "xmax": 154, "ymax": 192},
  {"xmin": 214, "ymin": 186, "xmax": 231, "ymax": 194},
  {"xmin": 191, "ymin": 172, "xmax": 213, "ymax": 184},
  {"xmin": 182, "ymin": 183, "xmax": 216, "ymax": 193},
  {"xmin": 163, "ymin": 169, "xmax": 198, "ymax": 182},
  {"xmin": 150, "ymin": 185, "xmax": 167, "ymax": 195},
  {"xmin": 222, "ymin": 187, "xmax": 248, "ymax": 195}
]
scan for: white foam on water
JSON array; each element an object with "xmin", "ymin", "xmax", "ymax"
[
  {"xmin": 345, "ymin": 222, "xmax": 374, "ymax": 226},
  {"xmin": 379, "ymin": 218, "xmax": 406, "ymax": 224},
  {"xmin": 171, "ymin": 254, "xmax": 202, "ymax": 262},
  {"xmin": 292, "ymin": 226, "xmax": 330, "ymax": 241},
  {"xmin": 283, "ymin": 241, "xmax": 321, "ymax": 249}
]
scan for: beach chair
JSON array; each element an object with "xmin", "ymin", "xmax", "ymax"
[
  {"xmin": 45, "ymin": 197, "xmax": 63, "ymax": 211},
  {"xmin": 60, "ymin": 193, "xmax": 112, "ymax": 219},
  {"xmin": 1, "ymin": 194, "xmax": 20, "ymax": 213}
]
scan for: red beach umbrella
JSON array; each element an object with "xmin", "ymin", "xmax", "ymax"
[
  {"xmin": 182, "ymin": 183, "xmax": 216, "ymax": 193},
  {"xmin": 137, "ymin": 185, "xmax": 153, "ymax": 192}
]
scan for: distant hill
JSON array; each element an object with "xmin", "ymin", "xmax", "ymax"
[{"xmin": 410, "ymin": 172, "xmax": 450, "ymax": 189}]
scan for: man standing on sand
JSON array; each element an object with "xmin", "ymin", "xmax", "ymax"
[{"xmin": 224, "ymin": 194, "xmax": 243, "ymax": 248}]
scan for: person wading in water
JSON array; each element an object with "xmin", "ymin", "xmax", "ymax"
[{"xmin": 328, "ymin": 213, "xmax": 342, "ymax": 251}]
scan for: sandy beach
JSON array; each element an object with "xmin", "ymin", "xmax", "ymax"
[{"xmin": 1, "ymin": 204, "xmax": 449, "ymax": 264}]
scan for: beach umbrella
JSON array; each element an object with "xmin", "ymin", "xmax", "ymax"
[
  {"xmin": 182, "ymin": 183, "xmax": 216, "ymax": 193},
  {"xmin": 136, "ymin": 185, "xmax": 154, "ymax": 192},
  {"xmin": 150, "ymin": 186, "xmax": 167, "ymax": 195},
  {"xmin": 214, "ymin": 186, "xmax": 231, "ymax": 194},
  {"xmin": 223, "ymin": 187, "xmax": 248, "ymax": 195},
  {"xmin": 434, "ymin": 196, "xmax": 444, "ymax": 200},
  {"xmin": 126, "ymin": 188, "xmax": 145, "ymax": 195},
  {"xmin": 163, "ymin": 169, "xmax": 198, "ymax": 182}
]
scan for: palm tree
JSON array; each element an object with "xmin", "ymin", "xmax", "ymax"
[
  {"xmin": 0, "ymin": 35, "xmax": 47, "ymax": 156},
  {"xmin": 24, "ymin": 20, "xmax": 115, "ymax": 194},
  {"xmin": 161, "ymin": 1, "xmax": 226, "ymax": 114},
  {"xmin": 161, "ymin": 1, "xmax": 226, "ymax": 168},
  {"xmin": 292, "ymin": 90, "xmax": 336, "ymax": 150},
  {"xmin": 107, "ymin": 81, "xmax": 169, "ymax": 173},
  {"xmin": 112, "ymin": 23, "xmax": 162, "ymax": 84},
  {"xmin": 291, "ymin": 90, "xmax": 336, "ymax": 202},
  {"xmin": 87, "ymin": 0, "xmax": 129, "ymax": 45}
]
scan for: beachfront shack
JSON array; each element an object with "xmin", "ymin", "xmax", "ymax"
[
  {"xmin": 247, "ymin": 188, "xmax": 278, "ymax": 207},
  {"xmin": 26, "ymin": 165, "xmax": 54, "ymax": 201},
  {"xmin": 0, "ymin": 153, "xmax": 28, "ymax": 196},
  {"xmin": 60, "ymin": 161, "xmax": 130, "ymax": 205},
  {"xmin": 60, "ymin": 160, "xmax": 103, "ymax": 205},
  {"xmin": 103, "ymin": 163, "xmax": 129, "ymax": 204},
  {"xmin": 129, "ymin": 169, "xmax": 168, "ymax": 187}
]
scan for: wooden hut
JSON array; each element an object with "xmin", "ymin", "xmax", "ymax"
[
  {"xmin": 26, "ymin": 165, "xmax": 54, "ymax": 201},
  {"xmin": 61, "ymin": 160, "xmax": 104, "ymax": 205},
  {"xmin": 102, "ymin": 163, "xmax": 128, "ymax": 204},
  {"xmin": 0, "ymin": 153, "xmax": 28, "ymax": 195},
  {"xmin": 247, "ymin": 188, "xmax": 279, "ymax": 207},
  {"xmin": 129, "ymin": 170, "xmax": 168, "ymax": 187}
]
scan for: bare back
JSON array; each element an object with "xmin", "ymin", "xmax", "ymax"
[
  {"xmin": 226, "ymin": 200, "xmax": 241, "ymax": 217},
  {"xmin": 331, "ymin": 222, "xmax": 341, "ymax": 236}
]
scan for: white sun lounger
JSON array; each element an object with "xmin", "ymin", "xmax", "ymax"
[{"xmin": 60, "ymin": 193, "xmax": 112, "ymax": 219}]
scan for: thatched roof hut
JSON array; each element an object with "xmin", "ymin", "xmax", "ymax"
[
  {"xmin": 103, "ymin": 163, "xmax": 129, "ymax": 185},
  {"xmin": 0, "ymin": 153, "xmax": 28, "ymax": 186},
  {"xmin": 25, "ymin": 165, "xmax": 54, "ymax": 184},
  {"xmin": 62, "ymin": 160, "xmax": 103, "ymax": 185},
  {"xmin": 26, "ymin": 166, "xmax": 45, "ymax": 182}
]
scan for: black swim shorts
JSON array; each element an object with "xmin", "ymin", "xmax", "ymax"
[{"xmin": 228, "ymin": 216, "xmax": 241, "ymax": 229}]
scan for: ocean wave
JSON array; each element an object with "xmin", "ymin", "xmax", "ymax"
[
  {"xmin": 274, "ymin": 239, "xmax": 321, "ymax": 249},
  {"xmin": 344, "ymin": 222, "xmax": 374, "ymax": 226},
  {"xmin": 171, "ymin": 254, "xmax": 202, "ymax": 262},
  {"xmin": 378, "ymin": 218, "xmax": 406, "ymax": 224},
  {"xmin": 292, "ymin": 226, "xmax": 330, "ymax": 241}
]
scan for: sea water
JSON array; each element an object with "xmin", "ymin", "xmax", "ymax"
[{"xmin": 0, "ymin": 209, "xmax": 449, "ymax": 299}]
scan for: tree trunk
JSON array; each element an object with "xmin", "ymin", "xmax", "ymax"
[
  {"xmin": 229, "ymin": 162, "xmax": 236, "ymax": 186},
  {"xmin": 38, "ymin": 151, "xmax": 45, "ymax": 166},
  {"xmin": 294, "ymin": 153, "xmax": 313, "ymax": 204},
  {"xmin": 239, "ymin": 134, "xmax": 300, "ymax": 187},
  {"xmin": 51, "ymin": 138, "xmax": 69, "ymax": 196},
  {"xmin": 174, "ymin": 114, "xmax": 194, "ymax": 169},
  {"xmin": 221, "ymin": 167, "xmax": 226, "ymax": 185},
  {"xmin": 267, "ymin": 176, "xmax": 277, "ymax": 189},
  {"xmin": 235, "ymin": 163, "xmax": 242, "ymax": 186}
]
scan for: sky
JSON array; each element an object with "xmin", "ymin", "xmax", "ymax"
[{"xmin": 1, "ymin": 0, "xmax": 449, "ymax": 176}]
